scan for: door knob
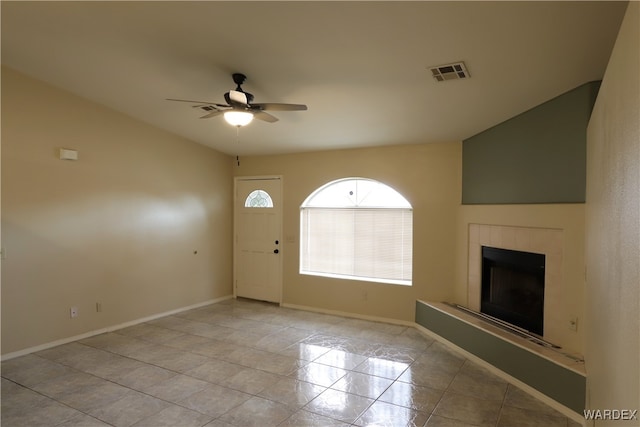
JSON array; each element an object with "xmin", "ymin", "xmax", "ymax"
[{"xmin": 273, "ymin": 249, "xmax": 279, "ymax": 254}]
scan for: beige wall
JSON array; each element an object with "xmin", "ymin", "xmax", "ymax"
[
  {"xmin": 585, "ymin": 2, "xmax": 639, "ymax": 422},
  {"xmin": 2, "ymin": 68, "xmax": 543, "ymax": 354},
  {"xmin": 234, "ymin": 140, "xmax": 588, "ymax": 354},
  {"xmin": 234, "ymin": 143, "xmax": 462, "ymax": 322},
  {"xmin": 1, "ymin": 67, "xmax": 234, "ymax": 355}
]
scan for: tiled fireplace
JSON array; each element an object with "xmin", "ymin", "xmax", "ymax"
[
  {"xmin": 415, "ymin": 223, "xmax": 584, "ymax": 417},
  {"xmin": 468, "ymin": 224, "xmax": 564, "ymax": 345}
]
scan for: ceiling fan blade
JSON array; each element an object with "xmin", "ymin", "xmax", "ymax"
[
  {"xmin": 166, "ymin": 98, "xmax": 228, "ymax": 107},
  {"xmin": 253, "ymin": 111, "xmax": 279, "ymax": 123},
  {"xmin": 252, "ymin": 103, "xmax": 308, "ymax": 111},
  {"xmin": 199, "ymin": 110, "xmax": 224, "ymax": 119}
]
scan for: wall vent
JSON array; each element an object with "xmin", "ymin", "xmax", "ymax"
[{"xmin": 429, "ymin": 61, "xmax": 470, "ymax": 81}]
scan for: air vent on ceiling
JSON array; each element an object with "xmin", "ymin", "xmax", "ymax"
[{"xmin": 429, "ymin": 61, "xmax": 470, "ymax": 82}]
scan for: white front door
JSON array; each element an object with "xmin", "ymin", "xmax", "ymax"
[{"xmin": 234, "ymin": 177, "xmax": 282, "ymax": 303}]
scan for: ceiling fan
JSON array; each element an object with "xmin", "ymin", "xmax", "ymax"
[{"xmin": 168, "ymin": 73, "xmax": 307, "ymax": 126}]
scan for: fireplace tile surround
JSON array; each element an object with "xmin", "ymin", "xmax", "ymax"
[
  {"xmin": 467, "ymin": 224, "xmax": 566, "ymax": 348},
  {"xmin": 412, "ymin": 223, "xmax": 586, "ymax": 415}
]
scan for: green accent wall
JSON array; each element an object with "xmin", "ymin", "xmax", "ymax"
[
  {"xmin": 462, "ymin": 81, "xmax": 600, "ymax": 204},
  {"xmin": 416, "ymin": 301, "xmax": 586, "ymax": 414}
]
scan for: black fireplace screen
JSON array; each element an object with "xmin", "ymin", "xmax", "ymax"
[{"xmin": 481, "ymin": 246, "xmax": 545, "ymax": 336}]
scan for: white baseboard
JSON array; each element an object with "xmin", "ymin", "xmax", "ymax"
[
  {"xmin": 414, "ymin": 323, "xmax": 585, "ymax": 426},
  {"xmin": 280, "ymin": 302, "xmax": 415, "ymax": 328},
  {"xmin": 1, "ymin": 295, "xmax": 233, "ymax": 361}
]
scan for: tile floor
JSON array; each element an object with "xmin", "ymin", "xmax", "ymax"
[{"xmin": 2, "ymin": 298, "xmax": 582, "ymax": 427}]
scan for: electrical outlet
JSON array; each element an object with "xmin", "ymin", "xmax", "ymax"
[
  {"xmin": 70, "ymin": 307, "xmax": 79, "ymax": 318},
  {"xmin": 568, "ymin": 316, "xmax": 578, "ymax": 331}
]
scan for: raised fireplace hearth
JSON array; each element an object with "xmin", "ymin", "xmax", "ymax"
[
  {"xmin": 415, "ymin": 300, "xmax": 586, "ymax": 416},
  {"xmin": 481, "ymin": 246, "xmax": 545, "ymax": 336}
]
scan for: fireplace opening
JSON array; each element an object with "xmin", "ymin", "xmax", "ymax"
[{"xmin": 481, "ymin": 246, "xmax": 545, "ymax": 336}]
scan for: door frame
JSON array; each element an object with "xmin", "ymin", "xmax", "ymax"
[{"xmin": 233, "ymin": 175, "xmax": 284, "ymax": 304}]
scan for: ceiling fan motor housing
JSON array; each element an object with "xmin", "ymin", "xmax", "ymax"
[
  {"xmin": 232, "ymin": 73, "xmax": 247, "ymax": 86},
  {"xmin": 225, "ymin": 90, "xmax": 253, "ymax": 106},
  {"xmin": 231, "ymin": 73, "xmax": 254, "ymax": 103}
]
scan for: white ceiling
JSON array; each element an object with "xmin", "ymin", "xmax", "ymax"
[{"xmin": 1, "ymin": 1, "xmax": 628, "ymax": 156}]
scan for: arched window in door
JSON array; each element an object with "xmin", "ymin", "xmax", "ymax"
[{"xmin": 245, "ymin": 190, "xmax": 274, "ymax": 208}]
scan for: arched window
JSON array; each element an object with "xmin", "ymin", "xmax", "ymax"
[
  {"xmin": 300, "ymin": 177, "xmax": 413, "ymax": 285},
  {"xmin": 244, "ymin": 190, "xmax": 274, "ymax": 208}
]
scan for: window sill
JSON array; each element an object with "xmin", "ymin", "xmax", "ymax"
[{"xmin": 300, "ymin": 270, "xmax": 412, "ymax": 286}]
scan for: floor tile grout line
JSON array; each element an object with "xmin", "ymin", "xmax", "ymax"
[
  {"xmin": 493, "ymin": 381, "xmax": 516, "ymax": 427},
  {"xmin": 62, "ymin": 334, "xmax": 376, "ymax": 423},
  {"xmin": 36, "ymin": 348, "xmax": 274, "ymax": 426},
  {"xmin": 32, "ymin": 338, "xmax": 426, "ymax": 424},
  {"xmin": 26, "ymin": 343, "xmax": 262, "ymax": 424},
  {"xmin": 3, "ymin": 375, "xmax": 119, "ymax": 427}
]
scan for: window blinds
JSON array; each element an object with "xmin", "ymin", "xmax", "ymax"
[{"xmin": 300, "ymin": 207, "xmax": 412, "ymax": 285}]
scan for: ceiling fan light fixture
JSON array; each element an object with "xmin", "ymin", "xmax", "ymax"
[{"xmin": 224, "ymin": 111, "xmax": 254, "ymax": 127}]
